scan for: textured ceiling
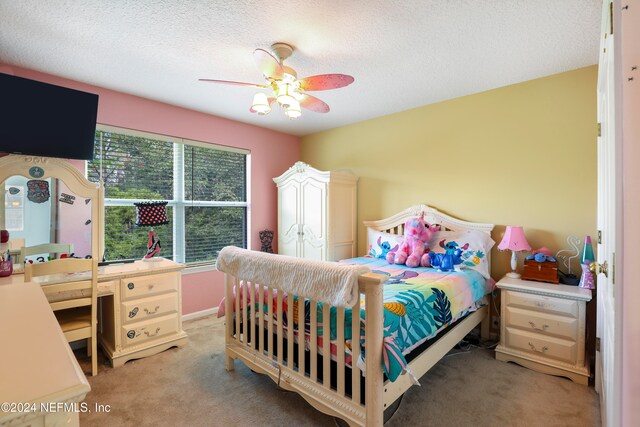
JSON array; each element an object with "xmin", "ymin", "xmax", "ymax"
[{"xmin": 0, "ymin": 0, "xmax": 601, "ymax": 137}]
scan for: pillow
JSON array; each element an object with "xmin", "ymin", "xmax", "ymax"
[
  {"xmin": 367, "ymin": 228, "xmax": 403, "ymax": 259},
  {"xmin": 427, "ymin": 229, "xmax": 495, "ymax": 279}
]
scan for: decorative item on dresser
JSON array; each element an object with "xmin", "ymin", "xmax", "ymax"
[
  {"xmin": 134, "ymin": 201, "xmax": 169, "ymax": 260},
  {"xmin": 273, "ymin": 161, "xmax": 357, "ymax": 261},
  {"xmin": 495, "ymin": 276, "xmax": 592, "ymax": 385},
  {"xmin": 497, "ymin": 226, "xmax": 531, "ymax": 279},
  {"xmin": 555, "ymin": 235, "xmax": 581, "ymax": 285},
  {"xmin": 522, "ymin": 259, "xmax": 559, "ymax": 284}
]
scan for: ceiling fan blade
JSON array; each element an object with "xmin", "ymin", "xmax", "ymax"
[
  {"xmin": 199, "ymin": 78, "xmax": 268, "ymax": 89},
  {"xmin": 300, "ymin": 94, "xmax": 330, "ymax": 113},
  {"xmin": 254, "ymin": 48, "xmax": 284, "ymax": 80},
  {"xmin": 298, "ymin": 74, "xmax": 354, "ymax": 91}
]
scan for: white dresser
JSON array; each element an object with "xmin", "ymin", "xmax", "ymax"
[
  {"xmin": 495, "ymin": 276, "xmax": 592, "ymax": 385},
  {"xmin": 273, "ymin": 161, "xmax": 358, "ymax": 261},
  {"xmin": 98, "ymin": 259, "xmax": 188, "ymax": 367}
]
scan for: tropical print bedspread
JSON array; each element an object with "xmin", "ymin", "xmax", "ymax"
[
  {"xmin": 337, "ymin": 256, "xmax": 492, "ymax": 381},
  {"xmin": 230, "ymin": 256, "xmax": 492, "ymax": 383}
]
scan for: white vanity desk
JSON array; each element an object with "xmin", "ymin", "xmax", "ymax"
[
  {"xmin": 0, "ymin": 155, "xmax": 188, "ymax": 370},
  {"xmin": 0, "ymin": 283, "xmax": 91, "ymax": 427},
  {"xmin": 0, "ymin": 258, "xmax": 188, "ymax": 368}
]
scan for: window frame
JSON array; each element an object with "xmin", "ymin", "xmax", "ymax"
[{"xmin": 93, "ymin": 124, "xmax": 251, "ymax": 269}]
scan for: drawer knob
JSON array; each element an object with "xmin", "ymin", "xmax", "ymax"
[
  {"xmin": 144, "ymin": 327, "xmax": 161, "ymax": 337},
  {"xmin": 127, "ymin": 282, "xmax": 135, "ymax": 290},
  {"xmin": 128, "ymin": 307, "xmax": 139, "ymax": 318},
  {"xmin": 127, "ymin": 330, "xmax": 136, "ymax": 339},
  {"xmin": 144, "ymin": 306, "xmax": 160, "ymax": 315},
  {"xmin": 528, "ymin": 342, "xmax": 549, "ymax": 353},
  {"xmin": 528, "ymin": 321, "xmax": 549, "ymax": 331}
]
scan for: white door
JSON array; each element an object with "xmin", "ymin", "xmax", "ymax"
[{"xmin": 595, "ymin": 1, "xmax": 621, "ymax": 425}]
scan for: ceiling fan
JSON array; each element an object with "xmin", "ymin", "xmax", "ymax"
[{"xmin": 199, "ymin": 43, "xmax": 354, "ymax": 119}]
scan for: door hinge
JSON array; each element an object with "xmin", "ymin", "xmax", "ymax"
[
  {"xmin": 597, "ymin": 123, "xmax": 602, "ymax": 137},
  {"xmin": 610, "ymin": 2, "xmax": 614, "ymax": 35},
  {"xmin": 596, "ymin": 337, "xmax": 601, "ymax": 352},
  {"xmin": 598, "ymin": 230, "xmax": 602, "ymax": 244}
]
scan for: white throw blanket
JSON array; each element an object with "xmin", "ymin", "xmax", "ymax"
[{"xmin": 215, "ymin": 246, "xmax": 370, "ymax": 307}]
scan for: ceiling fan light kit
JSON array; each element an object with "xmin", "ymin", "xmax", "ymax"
[
  {"xmin": 250, "ymin": 93, "xmax": 271, "ymax": 115},
  {"xmin": 200, "ymin": 42, "xmax": 354, "ymax": 120}
]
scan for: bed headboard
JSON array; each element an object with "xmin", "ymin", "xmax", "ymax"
[
  {"xmin": 363, "ymin": 204, "xmax": 495, "ymax": 266},
  {"xmin": 363, "ymin": 204, "xmax": 494, "ymax": 235}
]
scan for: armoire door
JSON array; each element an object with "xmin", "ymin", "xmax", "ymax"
[
  {"xmin": 299, "ymin": 177, "xmax": 326, "ymax": 260},
  {"xmin": 277, "ymin": 179, "xmax": 300, "ymax": 258}
]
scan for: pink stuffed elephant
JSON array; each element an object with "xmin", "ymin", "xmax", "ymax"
[{"xmin": 386, "ymin": 213, "xmax": 438, "ymax": 268}]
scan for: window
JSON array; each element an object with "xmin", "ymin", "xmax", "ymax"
[{"xmin": 88, "ymin": 126, "xmax": 249, "ymax": 266}]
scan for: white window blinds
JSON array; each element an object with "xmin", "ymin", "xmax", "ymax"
[{"xmin": 88, "ymin": 127, "xmax": 248, "ymax": 265}]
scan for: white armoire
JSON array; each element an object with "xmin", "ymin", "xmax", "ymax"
[{"xmin": 273, "ymin": 161, "xmax": 357, "ymax": 261}]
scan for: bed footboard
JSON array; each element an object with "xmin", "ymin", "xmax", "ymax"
[{"xmin": 224, "ymin": 271, "xmax": 386, "ymax": 427}]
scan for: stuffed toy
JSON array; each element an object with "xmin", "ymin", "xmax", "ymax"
[
  {"xmin": 386, "ymin": 213, "xmax": 438, "ymax": 268},
  {"xmin": 429, "ymin": 239, "xmax": 468, "ymax": 271}
]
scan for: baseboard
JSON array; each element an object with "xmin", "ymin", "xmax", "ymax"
[{"xmin": 182, "ymin": 307, "xmax": 218, "ymax": 321}]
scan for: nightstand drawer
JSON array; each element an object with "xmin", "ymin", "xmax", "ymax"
[
  {"xmin": 121, "ymin": 313, "xmax": 180, "ymax": 346},
  {"xmin": 505, "ymin": 306, "xmax": 578, "ymax": 341},
  {"xmin": 505, "ymin": 290, "xmax": 578, "ymax": 318},
  {"xmin": 120, "ymin": 273, "xmax": 178, "ymax": 300},
  {"xmin": 505, "ymin": 327, "xmax": 578, "ymax": 364},
  {"xmin": 121, "ymin": 292, "xmax": 178, "ymax": 325}
]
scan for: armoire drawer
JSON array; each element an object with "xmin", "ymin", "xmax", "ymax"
[
  {"xmin": 505, "ymin": 306, "xmax": 578, "ymax": 341},
  {"xmin": 504, "ymin": 327, "xmax": 578, "ymax": 365},
  {"xmin": 121, "ymin": 292, "xmax": 178, "ymax": 325},
  {"xmin": 120, "ymin": 273, "xmax": 178, "ymax": 301},
  {"xmin": 121, "ymin": 313, "xmax": 180, "ymax": 347},
  {"xmin": 505, "ymin": 290, "xmax": 578, "ymax": 318}
]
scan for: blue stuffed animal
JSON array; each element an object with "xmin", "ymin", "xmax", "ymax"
[{"xmin": 429, "ymin": 240, "xmax": 464, "ymax": 272}]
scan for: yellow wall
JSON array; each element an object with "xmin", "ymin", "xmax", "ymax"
[{"xmin": 301, "ymin": 66, "xmax": 598, "ymax": 280}]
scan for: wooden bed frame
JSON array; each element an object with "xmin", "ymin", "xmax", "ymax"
[{"xmin": 223, "ymin": 204, "xmax": 494, "ymax": 426}]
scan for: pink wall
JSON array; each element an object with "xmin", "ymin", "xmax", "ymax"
[
  {"xmin": 1, "ymin": 63, "xmax": 300, "ymax": 315},
  {"xmin": 621, "ymin": 5, "xmax": 640, "ymax": 425}
]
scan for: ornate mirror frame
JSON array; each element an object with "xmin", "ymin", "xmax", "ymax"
[{"xmin": 0, "ymin": 154, "xmax": 104, "ymax": 265}]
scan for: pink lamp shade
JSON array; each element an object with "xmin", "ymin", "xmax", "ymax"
[{"xmin": 498, "ymin": 226, "xmax": 531, "ymax": 252}]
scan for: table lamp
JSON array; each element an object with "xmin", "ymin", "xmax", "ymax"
[
  {"xmin": 134, "ymin": 201, "xmax": 169, "ymax": 261},
  {"xmin": 498, "ymin": 225, "xmax": 531, "ymax": 279}
]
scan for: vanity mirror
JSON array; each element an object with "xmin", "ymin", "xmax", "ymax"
[{"xmin": 0, "ymin": 155, "xmax": 104, "ymax": 272}]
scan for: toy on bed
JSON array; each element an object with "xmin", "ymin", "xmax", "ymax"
[
  {"xmin": 429, "ymin": 240, "xmax": 469, "ymax": 272},
  {"xmin": 386, "ymin": 213, "xmax": 438, "ymax": 268}
]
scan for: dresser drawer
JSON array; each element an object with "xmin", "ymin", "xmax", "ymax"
[
  {"xmin": 121, "ymin": 292, "xmax": 178, "ymax": 325},
  {"xmin": 121, "ymin": 313, "xmax": 180, "ymax": 347},
  {"xmin": 505, "ymin": 327, "xmax": 578, "ymax": 364},
  {"xmin": 505, "ymin": 306, "xmax": 578, "ymax": 341},
  {"xmin": 505, "ymin": 290, "xmax": 578, "ymax": 318},
  {"xmin": 120, "ymin": 273, "xmax": 178, "ymax": 301}
]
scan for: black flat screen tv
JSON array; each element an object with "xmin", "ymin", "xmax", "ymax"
[{"xmin": 0, "ymin": 73, "xmax": 99, "ymax": 160}]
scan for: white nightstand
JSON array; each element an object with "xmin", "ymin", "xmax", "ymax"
[{"xmin": 495, "ymin": 276, "xmax": 592, "ymax": 385}]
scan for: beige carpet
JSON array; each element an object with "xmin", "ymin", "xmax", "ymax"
[{"xmin": 78, "ymin": 316, "xmax": 600, "ymax": 426}]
